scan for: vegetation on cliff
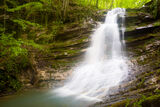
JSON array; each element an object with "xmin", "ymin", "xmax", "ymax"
[{"xmin": 0, "ymin": 0, "xmax": 100, "ymax": 94}]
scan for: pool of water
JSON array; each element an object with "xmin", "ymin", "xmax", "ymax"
[{"xmin": 0, "ymin": 90, "xmax": 95, "ymax": 107}]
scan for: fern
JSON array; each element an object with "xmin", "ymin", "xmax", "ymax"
[
  {"xmin": 7, "ymin": 2, "xmax": 43, "ymax": 12},
  {"xmin": 23, "ymin": 40, "xmax": 43, "ymax": 49},
  {"xmin": 12, "ymin": 19, "xmax": 42, "ymax": 30},
  {"xmin": 6, "ymin": 0, "xmax": 17, "ymax": 7},
  {"xmin": 0, "ymin": 33, "xmax": 27, "ymax": 57}
]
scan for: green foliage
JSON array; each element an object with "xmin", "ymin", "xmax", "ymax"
[
  {"xmin": 110, "ymin": 99, "xmax": 128, "ymax": 107},
  {"xmin": 133, "ymin": 95, "xmax": 146, "ymax": 107},
  {"xmin": 111, "ymin": 94, "xmax": 160, "ymax": 107},
  {"xmin": 149, "ymin": 0, "xmax": 159, "ymax": 18},
  {"xmin": 7, "ymin": 2, "xmax": 43, "ymax": 12},
  {"xmin": 113, "ymin": 0, "xmax": 151, "ymax": 8},
  {"xmin": 0, "ymin": 70, "xmax": 21, "ymax": 92},
  {"xmin": 12, "ymin": 19, "xmax": 42, "ymax": 30},
  {"xmin": 0, "ymin": 33, "xmax": 29, "ymax": 92},
  {"xmin": 137, "ymin": 78, "xmax": 145, "ymax": 88},
  {"xmin": 24, "ymin": 40, "xmax": 43, "ymax": 49},
  {"xmin": 154, "ymin": 20, "xmax": 160, "ymax": 26},
  {"xmin": 125, "ymin": 98, "xmax": 131, "ymax": 107},
  {"xmin": 132, "ymin": 94, "xmax": 160, "ymax": 107},
  {"xmin": 0, "ymin": 24, "xmax": 5, "ymax": 33},
  {"xmin": 76, "ymin": 0, "xmax": 151, "ymax": 9},
  {"xmin": 0, "ymin": 33, "xmax": 27, "ymax": 57}
]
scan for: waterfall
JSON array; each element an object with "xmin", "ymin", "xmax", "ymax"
[{"xmin": 55, "ymin": 8, "xmax": 128, "ymax": 101}]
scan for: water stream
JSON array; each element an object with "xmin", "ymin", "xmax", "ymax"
[
  {"xmin": 55, "ymin": 8, "xmax": 128, "ymax": 101},
  {"xmin": 0, "ymin": 8, "xmax": 128, "ymax": 107}
]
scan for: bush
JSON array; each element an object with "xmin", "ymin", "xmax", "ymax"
[{"xmin": 0, "ymin": 33, "xmax": 29, "ymax": 93}]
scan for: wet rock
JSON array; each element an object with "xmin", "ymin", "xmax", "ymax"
[{"xmin": 125, "ymin": 26, "xmax": 160, "ymax": 39}]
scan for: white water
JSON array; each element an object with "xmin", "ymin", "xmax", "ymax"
[{"xmin": 54, "ymin": 8, "xmax": 128, "ymax": 102}]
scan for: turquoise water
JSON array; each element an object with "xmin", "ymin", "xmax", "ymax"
[{"xmin": 0, "ymin": 90, "xmax": 94, "ymax": 107}]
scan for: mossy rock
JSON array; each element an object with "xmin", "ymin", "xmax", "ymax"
[{"xmin": 141, "ymin": 94, "xmax": 160, "ymax": 107}]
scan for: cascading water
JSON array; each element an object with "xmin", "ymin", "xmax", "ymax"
[{"xmin": 55, "ymin": 8, "xmax": 128, "ymax": 102}]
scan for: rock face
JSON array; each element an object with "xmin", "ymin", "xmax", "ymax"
[
  {"xmin": 19, "ymin": 19, "xmax": 100, "ymax": 89},
  {"xmin": 92, "ymin": 9, "xmax": 160, "ymax": 107}
]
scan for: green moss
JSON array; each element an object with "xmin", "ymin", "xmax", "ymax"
[
  {"xmin": 53, "ymin": 49, "xmax": 81, "ymax": 57},
  {"xmin": 126, "ymin": 35, "xmax": 154, "ymax": 43},
  {"xmin": 137, "ymin": 78, "xmax": 145, "ymax": 88},
  {"xmin": 110, "ymin": 100, "xmax": 128, "ymax": 107},
  {"xmin": 134, "ymin": 94, "xmax": 160, "ymax": 107},
  {"xmin": 145, "ymin": 94, "xmax": 160, "ymax": 101},
  {"xmin": 111, "ymin": 94, "xmax": 160, "ymax": 107},
  {"xmin": 153, "ymin": 20, "xmax": 160, "ymax": 26},
  {"xmin": 110, "ymin": 99, "xmax": 132, "ymax": 107},
  {"xmin": 50, "ymin": 36, "xmax": 88, "ymax": 48},
  {"xmin": 51, "ymin": 60, "xmax": 75, "ymax": 71},
  {"xmin": 133, "ymin": 95, "xmax": 147, "ymax": 107},
  {"xmin": 154, "ymin": 89, "xmax": 160, "ymax": 94},
  {"xmin": 157, "ymin": 69, "xmax": 160, "ymax": 75},
  {"xmin": 144, "ymin": 71, "xmax": 154, "ymax": 77}
]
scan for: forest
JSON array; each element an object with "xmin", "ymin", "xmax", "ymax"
[{"xmin": 0, "ymin": 0, "xmax": 160, "ymax": 107}]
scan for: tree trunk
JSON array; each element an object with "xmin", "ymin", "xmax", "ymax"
[
  {"xmin": 63, "ymin": 0, "xmax": 69, "ymax": 21},
  {"xmin": 110, "ymin": 0, "xmax": 114, "ymax": 9},
  {"xmin": 145, "ymin": 0, "xmax": 160, "ymax": 19},
  {"xmin": 157, "ymin": 0, "xmax": 160, "ymax": 18},
  {"xmin": 96, "ymin": 0, "xmax": 98, "ymax": 8},
  {"xmin": 3, "ymin": 0, "xmax": 6, "ymax": 34}
]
